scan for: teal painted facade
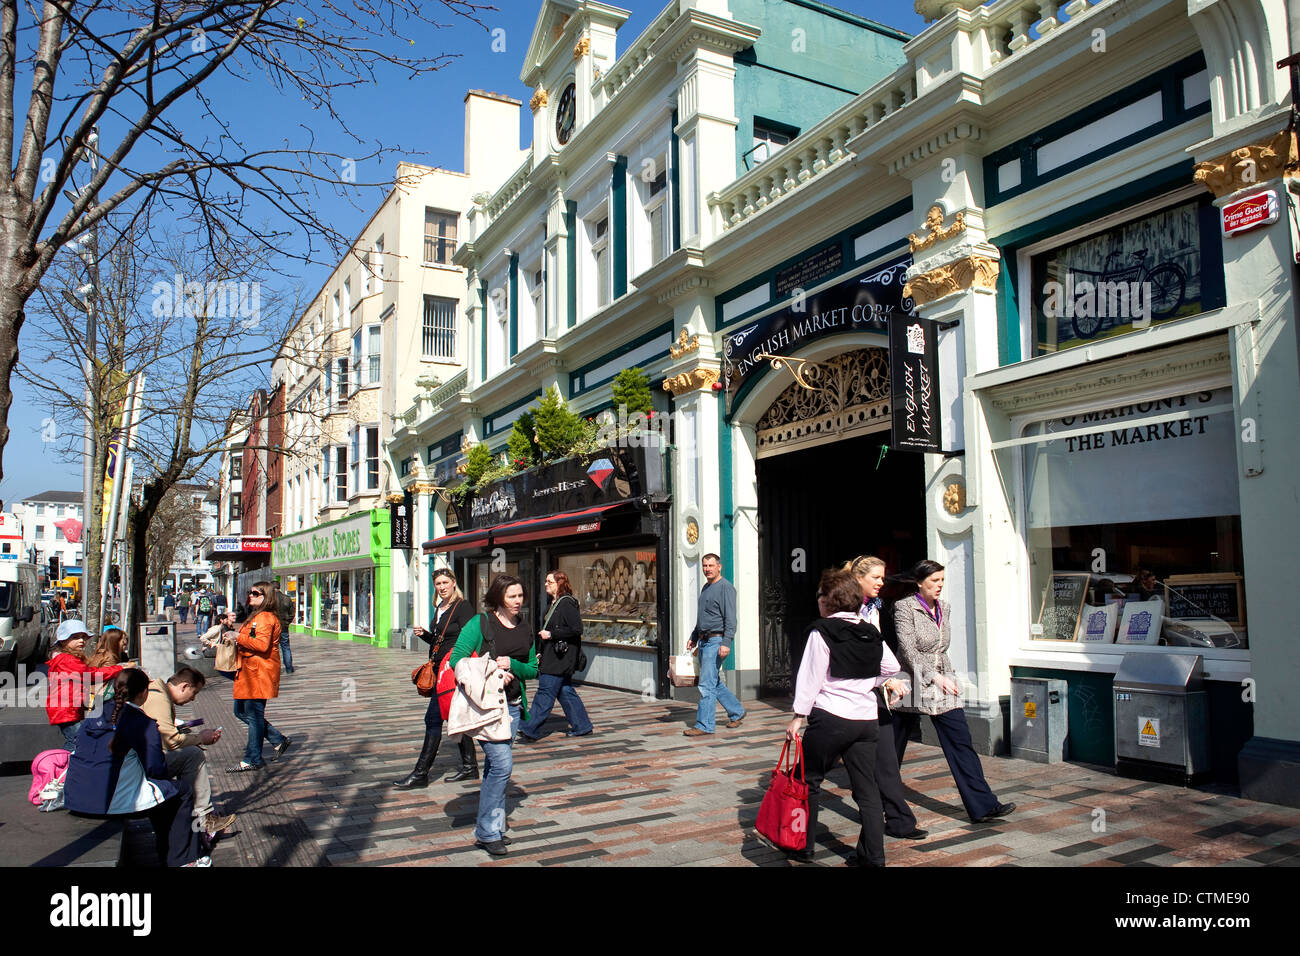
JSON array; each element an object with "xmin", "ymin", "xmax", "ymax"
[{"xmin": 730, "ymin": 0, "xmax": 908, "ymax": 177}]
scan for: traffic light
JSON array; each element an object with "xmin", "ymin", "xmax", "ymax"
[{"xmin": 48, "ymin": 555, "xmax": 61, "ymax": 581}]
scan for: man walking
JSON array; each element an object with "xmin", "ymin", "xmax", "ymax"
[
  {"xmin": 177, "ymin": 588, "xmax": 191, "ymax": 625},
  {"xmin": 195, "ymin": 587, "xmax": 213, "ymax": 636},
  {"xmin": 684, "ymin": 553, "xmax": 746, "ymax": 737}
]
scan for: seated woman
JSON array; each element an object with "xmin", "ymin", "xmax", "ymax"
[{"xmin": 64, "ymin": 669, "xmax": 210, "ymax": 867}]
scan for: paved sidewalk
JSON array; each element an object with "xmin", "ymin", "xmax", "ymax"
[{"xmin": 135, "ymin": 637, "xmax": 1300, "ymax": 868}]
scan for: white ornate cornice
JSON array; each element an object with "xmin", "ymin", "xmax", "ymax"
[{"xmin": 884, "ymin": 120, "xmax": 983, "ymax": 176}]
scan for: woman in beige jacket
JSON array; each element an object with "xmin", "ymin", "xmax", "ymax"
[{"xmin": 891, "ymin": 559, "xmax": 1015, "ymax": 824}]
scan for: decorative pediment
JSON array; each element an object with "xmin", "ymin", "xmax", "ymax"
[
  {"xmin": 520, "ymin": 0, "xmax": 629, "ymax": 87},
  {"xmin": 521, "ymin": 0, "xmax": 580, "ymax": 85}
]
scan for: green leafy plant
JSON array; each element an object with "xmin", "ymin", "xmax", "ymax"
[
  {"xmin": 461, "ymin": 442, "xmax": 495, "ymax": 486},
  {"xmin": 611, "ymin": 367, "xmax": 653, "ymax": 416},
  {"xmin": 532, "ymin": 385, "xmax": 585, "ymax": 461},
  {"xmin": 506, "ymin": 410, "xmax": 538, "ymax": 469}
]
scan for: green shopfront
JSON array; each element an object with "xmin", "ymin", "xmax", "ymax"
[{"xmin": 272, "ymin": 509, "xmax": 394, "ymax": 646}]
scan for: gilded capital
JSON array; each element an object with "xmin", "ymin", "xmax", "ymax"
[
  {"xmin": 1194, "ymin": 130, "xmax": 1296, "ymax": 198},
  {"xmin": 573, "ymin": 37, "xmax": 591, "ymax": 59},
  {"xmin": 902, "ymin": 255, "xmax": 999, "ymax": 306},
  {"xmin": 662, "ymin": 367, "xmax": 720, "ymax": 396},
  {"xmin": 529, "ymin": 88, "xmax": 549, "ymax": 112}
]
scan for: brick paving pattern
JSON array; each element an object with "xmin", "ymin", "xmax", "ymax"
[{"xmin": 134, "ymin": 637, "xmax": 1300, "ymax": 867}]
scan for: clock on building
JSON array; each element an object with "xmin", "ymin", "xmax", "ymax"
[{"xmin": 555, "ymin": 82, "xmax": 576, "ymax": 146}]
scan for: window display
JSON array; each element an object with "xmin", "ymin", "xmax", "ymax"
[
  {"xmin": 557, "ymin": 548, "xmax": 658, "ymax": 647},
  {"xmin": 352, "ymin": 568, "xmax": 373, "ymax": 636},
  {"xmin": 321, "ymin": 571, "xmax": 341, "ymax": 631},
  {"xmin": 1023, "ymin": 387, "xmax": 1247, "ymax": 649},
  {"xmin": 1031, "ymin": 195, "xmax": 1216, "ymax": 355}
]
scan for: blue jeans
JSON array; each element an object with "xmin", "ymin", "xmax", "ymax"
[
  {"xmin": 195, "ymin": 612, "xmax": 210, "ymax": 635},
  {"xmin": 58, "ymin": 720, "xmax": 82, "ymax": 752},
  {"xmin": 232, "ymin": 698, "xmax": 286, "ymax": 766},
  {"xmin": 281, "ymin": 634, "xmax": 294, "ymax": 672},
  {"xmin": 518, "ymin": 673, "xmax": 592, "ymax": 738},
  {"xmin": 474, "ymin": 703, "xmax": 521, "ymax": 843},
  {"xmin": 694, "ymin": 637, "xmax": 745, "ymax": 733}
]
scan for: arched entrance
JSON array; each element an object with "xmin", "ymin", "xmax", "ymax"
[{"xmin": 748, "ymin": 347, "xmax": 928, "ymax": 696}]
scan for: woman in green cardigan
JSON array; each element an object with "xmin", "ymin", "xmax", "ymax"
[{"xmin": 449, "ymin": 573, "xmax": 538, "ymax": 858}]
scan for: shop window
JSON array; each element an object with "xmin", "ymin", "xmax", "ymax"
[
  {"xmin": 556, "ymin": 548, "xmax": 658, "ymax": 648},
  {"xmin": 1028, "ymin": 194, "xmax": 1218, "ymax": 355},
  {"xmin": 1020, "ymin": 387, "xmax": 1247, "ymax": 650},
  {"xmin": 352, "ymin": 568, "xmax": 373, "ymax": 636},
  {"xmin": 322, "ymin": 571, "xmax": 341, "ymax": 631},
  {"xmin": 339, "ymin": 569, "xmax": 352, "ymax": 632}
]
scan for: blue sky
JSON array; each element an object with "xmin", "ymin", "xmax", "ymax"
[{"xmin": 2, "ymin": 0, "xmax": 925, "ymax": 509}]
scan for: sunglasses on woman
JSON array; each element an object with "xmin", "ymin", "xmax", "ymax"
[{"xmin": 248, "ymin": 590, "xmax": 264, "ymax": 597}]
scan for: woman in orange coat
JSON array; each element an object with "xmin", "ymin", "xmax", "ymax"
[{"xmin": 223, "ymin": 582, "xmax": 291, "ymax": 772}]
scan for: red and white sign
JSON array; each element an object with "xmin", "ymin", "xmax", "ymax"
[
  {"xmin": 1221, "ymin": 191, "xmax": 1279, "ymax": 236},
  {"xmin": 242, "ymin": 536, "xmax": 272, "ymax": 553}
]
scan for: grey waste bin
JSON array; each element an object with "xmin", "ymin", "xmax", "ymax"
[
  {"xmin": 138, "ymin": 621, "xmax": 177, "ymax": 680},
  {"xmin": 1010, "ymin": 677, "xmax": 1068, "ymax": 763},
  {"xmin": 1113, "ymin": 652, "xmax": 1210, "ymax": 779}
]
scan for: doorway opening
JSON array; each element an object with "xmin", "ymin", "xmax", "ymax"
[{"xmin": 755, "ymin": 430, "xmax": 927, "ymax": 697}]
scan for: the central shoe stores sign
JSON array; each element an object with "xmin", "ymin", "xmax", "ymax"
[
  {"xmin": 722, "ymin": 252, "xmax": 916, "ymax": 396},
  {"xmin": 458, "ymin": 445, "xmax": 663, "ymax": 532},
  {"xmin": 273, "ymin": 512, "xmax": 369, "ymax": 570}
]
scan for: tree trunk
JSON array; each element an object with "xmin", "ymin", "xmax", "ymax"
[{"xmin": 126, "ymin": 485, "xmax": 162, "ymax": 641}]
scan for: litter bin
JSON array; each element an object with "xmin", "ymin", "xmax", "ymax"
[
  {"xmin": 1113, "ymin": 652, "xmax": 1210, "ymax": 782},
  {"xmin": 138, "ymin": 621, "xmax": 176, "ymax": 680},
  {"xmin": 1010, "ymin": 677, "xmax": 1068, "ymax": 763}
]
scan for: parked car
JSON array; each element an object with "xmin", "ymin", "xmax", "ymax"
[{"xmin": 0, "ymin": 561, "xmax": 43, "ymax": 672}]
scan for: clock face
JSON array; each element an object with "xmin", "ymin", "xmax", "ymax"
[{"xmin": 555, "ymin": 82, "xmax": 576, "ymax": 146}]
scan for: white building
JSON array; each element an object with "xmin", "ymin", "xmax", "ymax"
[{"xmin": 11, "ymin": 490, "xmax": 85, "ymax": 573}]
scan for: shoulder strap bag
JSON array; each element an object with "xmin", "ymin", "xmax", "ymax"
[{"xmin": 412, "ymin": 599, "xmax": 461, "ymax": 697}]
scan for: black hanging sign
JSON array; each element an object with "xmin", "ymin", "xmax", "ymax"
[
  {"xmin": 390, "ymin": 494, "xmax": 413, "ymax": 550},
  {"xmin": 888, "ymin": 314, "xmax": 942, "ymax": 453}
]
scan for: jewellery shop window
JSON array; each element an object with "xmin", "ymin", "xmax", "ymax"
[
  {"xmin": 352, "ymin": 568, "xmax": 373, "ymax": 637},
  {"xmin": 557, "ymin": 548, "xmax": 658, "ymax": 647},
  {"xmin": 1028, "ymin": 193, "xmax": 1222, "ymax": 356},
  {"xmin": 1021, "ymin": 387, "xmax": 1247, "ymax": 652}
]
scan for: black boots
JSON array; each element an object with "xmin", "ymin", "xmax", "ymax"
[
  {"xmin": 393, "ymin": 731, "xmax": 440, "ymax": 790},
  {"xmin": 444, "ymin": 736, "xmax": 479, "ymax": 782}
]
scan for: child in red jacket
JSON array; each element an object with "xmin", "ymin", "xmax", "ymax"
[{"xmin": 45, "ymin": 619, "xmax": 133, "ymax": 750}]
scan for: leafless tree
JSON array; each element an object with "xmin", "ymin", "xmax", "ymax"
[
  {"xmin": 0, "ymin": 0, "xmax": 492, "ymax": 484},
  {"xmin": 141, "ymin": 485, "xmax": 208, "ymax": 599}
]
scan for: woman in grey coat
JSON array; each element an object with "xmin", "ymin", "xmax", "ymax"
[{"xmin": 891, "ymin": 559, "xmax": 1015, "ymax": 824}]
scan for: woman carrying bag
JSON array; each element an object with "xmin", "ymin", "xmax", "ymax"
[
  {"xmin": 394, "ymin": 569, "xmax": 478, "ymax": 789},
  {"xmin": 784, "ymin": 569, "xmax": 903, "ymax": 867},
  {"xmin": 448, "ymin": 574, "xmax": 538, "ymax": 858},
  {"xmin": 516, "ymin": 570, "xmax": 592, "ymax": 741},
  {"xmin": 223, "ymin": 582, "xmax": 290, "ymax": 772}
]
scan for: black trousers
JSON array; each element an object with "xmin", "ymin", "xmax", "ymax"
[
  {"xmin": 875, "ymin": 701, "xmax": 918, "ymax": 835},
  {"xmin": 146, "ymin": 780, "xmax": 203, "ymax": 867},
  {"xmin": 894, "ymin": 707, "xmax": 999, "ymax": 820},
  {"xmin": 801, "ymin": 708, "xmax": 885, "ymax": 866}
]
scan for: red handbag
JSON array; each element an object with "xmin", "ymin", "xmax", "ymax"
[
  {"xmin": 436, "ymin": 653, "xmax": 475, "ymax": 721},
  {"xmin": 756, "ymin": 737, "xmax": 810, "ymax": 851}
]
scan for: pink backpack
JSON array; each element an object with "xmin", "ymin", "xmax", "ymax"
[{"xmin": 29, "ymin": 749, "xmax": 70, "ymax": 805}]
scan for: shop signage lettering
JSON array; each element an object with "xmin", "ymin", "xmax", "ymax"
[
  {"xmin": 1057, "ymin": 392, "xmax": 1215, "ymax": 453},
  {"xmin": 273, "ymin": 515, "xmax": 370, "ymax": 569},
  {"xmin": 1221, "ymin": 190, "xmax": 1278, "ymax": 236},
  {"xmin": 471, "ymin": 488, "xmax": 518, "ymax": 521},
  {"xmin": 214, "ymin": 536, "xmax": 241, "ymax": 553},
  {"xmin": 888, "ymin": 315, "xmax": 942, "ymax": 453},
  {"xmin": 390, "ymin": 496, "xmax": 412, "ymax": 550},
  {"xmin": 723, "ymin": 254, "xmax": 914, "ymax": 395},
  {"xmin": 243, "ymin": 537, "xmax": 272, "ymax": 553},
  {"xmin": 532, "ymin": 480, "xmax": 585, "ymax": 500}
]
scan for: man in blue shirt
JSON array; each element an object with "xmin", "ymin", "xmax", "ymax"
[{"xmin": 684, "ymin": 553, "xmax": 746, "ymax": 736}]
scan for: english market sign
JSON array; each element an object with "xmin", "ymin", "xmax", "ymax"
[{"xmin": 723, "ymin": 253, "xmax": 916, "ymax": 398}]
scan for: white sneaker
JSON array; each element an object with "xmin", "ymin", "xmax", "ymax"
[{"xmin": 182, "ymin": 856, "xmax": 212, "ymax": 868}]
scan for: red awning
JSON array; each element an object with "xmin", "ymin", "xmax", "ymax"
[
  {"xmin": 422, "ymin": 528, "xmax": 491, "ymax": 554},
  {"xmin": 489, "ymin": 502, "xmax": 634, "ymax": 546}
]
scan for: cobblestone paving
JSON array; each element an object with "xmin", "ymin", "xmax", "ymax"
[{"xmin": 147, "ymin": 637, "xmax": 1300, "ymax": 867}]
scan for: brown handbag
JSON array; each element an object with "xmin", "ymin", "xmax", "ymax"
[{"xmin": 411, "ymin": 599, "xmax": 460, "ymax": 697}]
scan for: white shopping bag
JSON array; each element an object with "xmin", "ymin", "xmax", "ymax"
[{"xmin": 668, "ymin": 654, "xmax": 698, "ymax": 687}]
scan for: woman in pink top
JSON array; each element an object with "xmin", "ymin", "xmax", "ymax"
[{"xmin": 785, "ymin": 569, "xmax": 904, "ymax": 867}]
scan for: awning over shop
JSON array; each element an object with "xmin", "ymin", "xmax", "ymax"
[
  {"xmin": 489, "ymin": 502, "xmax": 631, "ymax": 545},
  {"xmin": 422, "ymin": 528, "xmax": 491, "ymax": 554},
  {"xmin": 422, "ymin": 502, "xmax": 634, "ymax": 552}
]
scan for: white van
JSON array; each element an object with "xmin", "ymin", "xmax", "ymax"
[{"xmin": 0, "ymin": 561, "xmax": 43, "ymax": 671}]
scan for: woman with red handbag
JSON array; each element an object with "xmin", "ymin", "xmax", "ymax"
[
  {"xmin": 784, "ymin": 569, "xmax": 904, "ymax": 867},
  {"xmin": 394, "ymin": 569, "xmax": 477, "ymax": 789}
]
